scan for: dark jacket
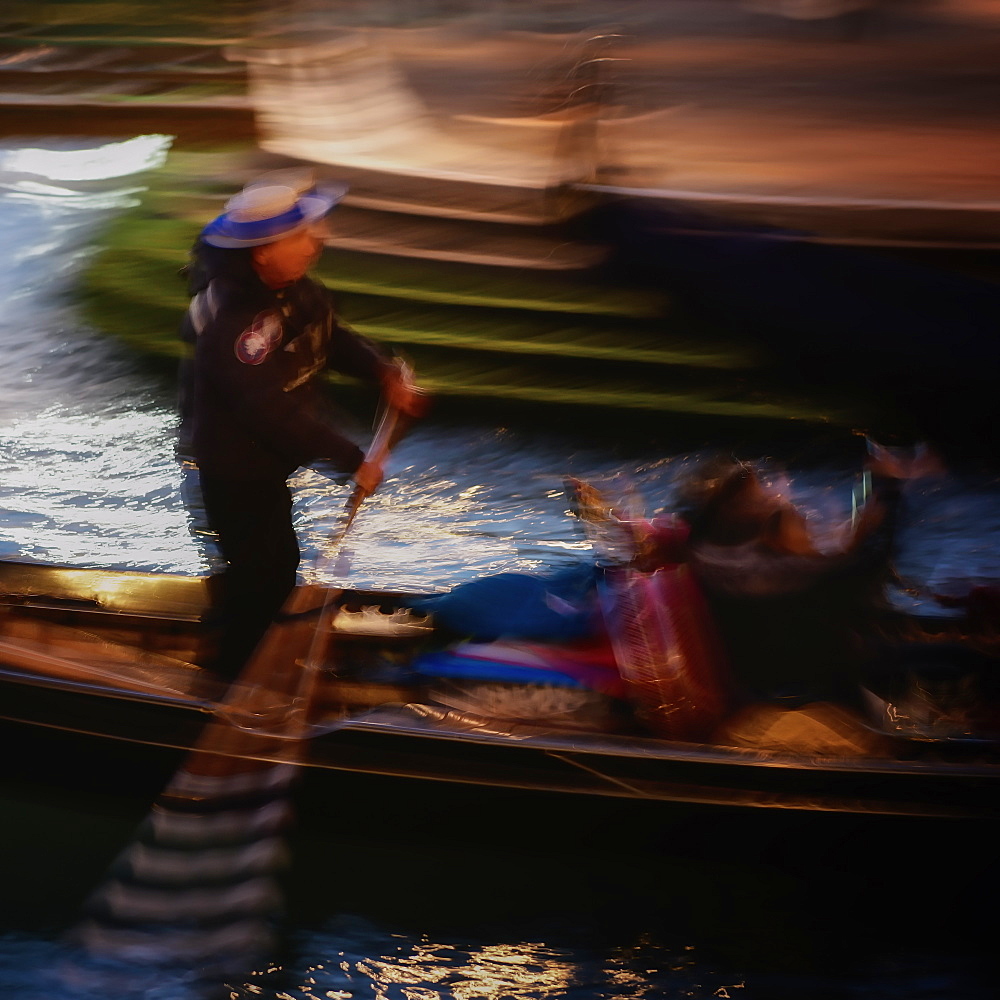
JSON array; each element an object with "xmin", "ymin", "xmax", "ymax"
[{"xmin": 179, "ymin": 244, "xmax": 392, "ymax": 480}]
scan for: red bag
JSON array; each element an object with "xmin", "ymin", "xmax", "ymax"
[{"xmin": 601, "ymin": 564, "xmax": 731, "ymax": 741}]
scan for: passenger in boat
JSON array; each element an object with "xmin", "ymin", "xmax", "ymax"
[
  {"xmin": 178, "ymin": 175, "xmax": 422, "ymax": 678},
  {"xmin": 670, "ymin": 445, "xmax": 932, "ymax": 708}
]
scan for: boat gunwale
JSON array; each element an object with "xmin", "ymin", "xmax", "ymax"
[
  {"xmin": 0, "ymin": 662, "xmax": 218, "ymax": 713},
  {"xmin": 331, "ymin": 705, "xmax": 1000, "ymax": 778},
  {"xmin": 1, "ymin": 657, "xmax": 995, "ymax": 782}
]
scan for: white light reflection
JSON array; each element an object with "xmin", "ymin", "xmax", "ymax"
[
  {"xmin": 0, "ymin": 134, "xmax": 211, "ymax": 575},
  {"xmin": 3, "ymin": 181, "xmax": 147, "ymax": 212},
  {"xmin": 0, "ymin": 134, "xmax": 171, "ymax": 181},
  {"xmin": 294, "ymin": 458, "xmax": 582, "ymax": 594},
  {"xmin": 0, "ymin": 403, "xmax": 205, "ymax": 573}
]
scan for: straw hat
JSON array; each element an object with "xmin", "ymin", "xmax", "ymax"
[{"xmin": 201, "ymin": 180, "xmax": 347, "ymax": 248}]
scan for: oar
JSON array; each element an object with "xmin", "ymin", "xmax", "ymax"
[
  {"xmin": 328, "ymin": 359, "xmax": 427, "ymax": 552},
  {"xmin": 66, "ymin": 594, "xmax": 335, "ymax": 984},
  {"xmin": 66, "ymin": 374, "xmax": 425, "ymax": 986}
]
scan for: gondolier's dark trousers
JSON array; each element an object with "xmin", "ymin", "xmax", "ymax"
[{"xmin": 198, "ymin": 472, "xmax": 300, "ymax": 678}]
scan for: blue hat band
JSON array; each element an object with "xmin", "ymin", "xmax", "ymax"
[
  {"xmin": 213, "ymin": 202, "xmax": 308, "ymax": 242},
  {"xmin": 200, "ymin": 186, "xmax": 346, "ymax": 248}
]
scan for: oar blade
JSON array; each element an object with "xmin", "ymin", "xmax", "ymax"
[{"xmin": 65, "ymin": 585, "xmax": 334, "ymax": 980}]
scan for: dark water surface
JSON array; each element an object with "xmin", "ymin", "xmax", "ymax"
[
  {"xmin": 1, "ymin": 744, "xmax": 995, "ymax": 1000},
  {"xmin": 0, "ymin": 137, "xmax": 997, "ymax": 998}
]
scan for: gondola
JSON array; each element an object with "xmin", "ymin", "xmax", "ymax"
[{"xmin": 1, "ymin": 554, "xmax": 996, "ymax": 821}]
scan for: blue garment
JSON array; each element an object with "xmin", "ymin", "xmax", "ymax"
[
  {"xmin": 409, "ymin": 563, "xmax": 600, "ymax": 642},
  {"xmin": 413, "ymin": 650, "xmax": 589, "ymax": 688}
]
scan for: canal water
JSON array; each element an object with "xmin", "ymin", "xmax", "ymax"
[{"xmin": 0, "ymin": 136, "xmax": 996, "ymax": 998}]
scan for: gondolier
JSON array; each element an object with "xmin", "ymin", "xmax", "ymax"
[{"xmin": 179, "ymin": 176, "xmax": 422, "ymax": 677}]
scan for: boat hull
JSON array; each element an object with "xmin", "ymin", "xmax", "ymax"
[{"xmin": 1, "ymin": 558, "xmax": 996, "ymax": 819}]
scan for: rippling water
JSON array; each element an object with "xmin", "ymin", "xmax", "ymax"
[
  {"xmin": 0, "ymin": 132, "xmax": 680, "ymax": 587},
  {"xmin": 0, "ymin": 136, "xmax": 997, "ymax": 999},
  {"xmin": 0, "ymin": 924, "xmax": 744, "ymax": 1000}
]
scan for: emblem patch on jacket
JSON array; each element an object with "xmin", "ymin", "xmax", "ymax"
[{"xmin": 235, "ymin": 311, "xmax": 282, "ymax": 365}]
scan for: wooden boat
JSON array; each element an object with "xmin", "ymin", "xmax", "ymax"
[{"xmin": 1, "ymin": 556, "xmax": 997, "ymax": 821}]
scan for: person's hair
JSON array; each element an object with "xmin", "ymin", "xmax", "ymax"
[
  {"xmin": 182, "ymin": 238, "xmax": 256, "ymax": 294},
  {"xmin": 676, "ymin": 456, "xmax": 761, "ymax": 545}
]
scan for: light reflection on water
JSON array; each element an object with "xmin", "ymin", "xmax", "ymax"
[
  {"xmin": 293, "ymin": 425, "xmax": 678, "ymax": 593},
  {"xmin": 0, "ymin": 133, "xmax": 663, "ymax": 585},
  {"xmin": 0, "ymin": 135, "xmax": 199, "ymax": 573},
  {"xmin": 0, "ymin": 133, "xmax": 701, "ymax": 591},
  {"xmin": 0, "ymin": 912, "xmax": 988, "ymax": 1000},
  {"xmin": 0, "ymin": 924, "xmax": 741, "ymax": 1000},
  {"xmin": 273, "ymin": 921, "xmax": 721, "ymax": 1000}
]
